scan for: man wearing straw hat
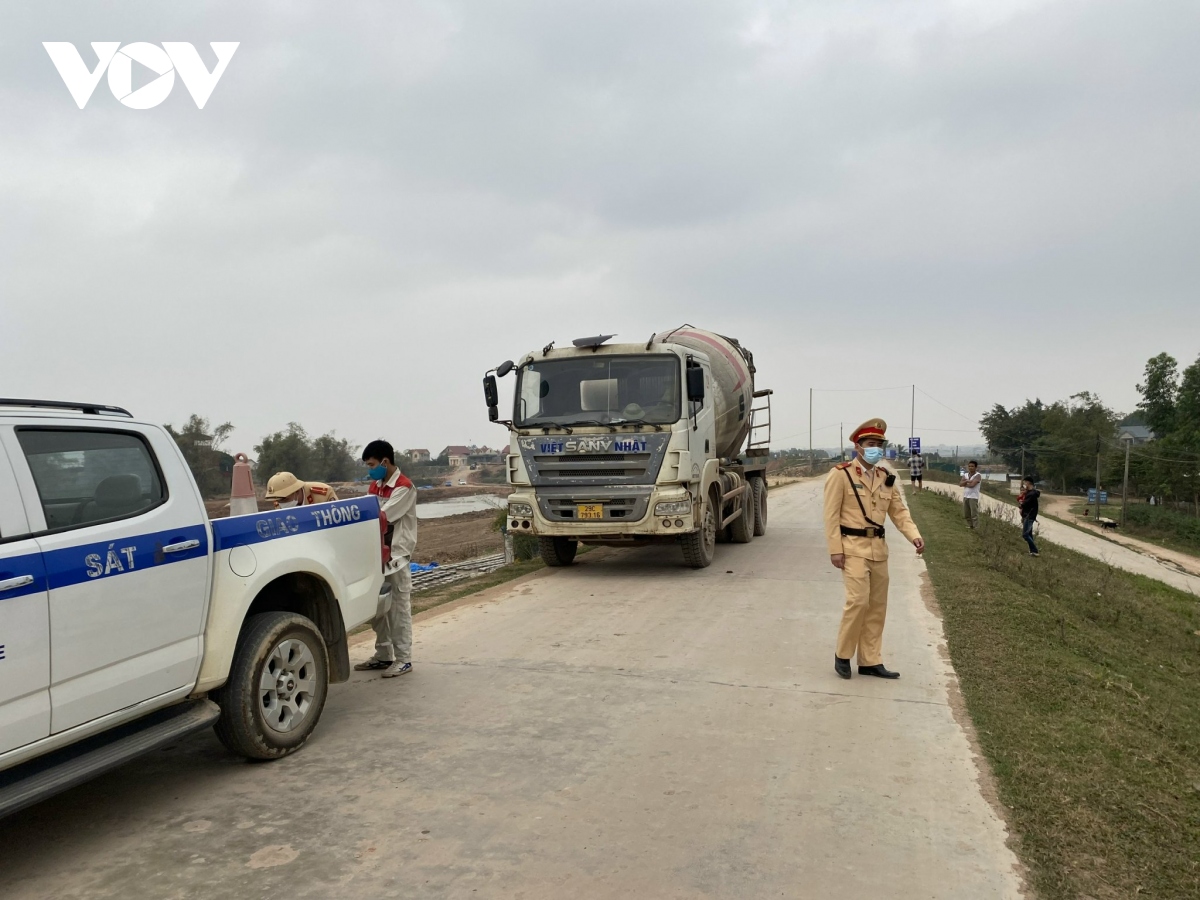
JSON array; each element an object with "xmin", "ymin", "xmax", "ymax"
[
  {"xmin": 263, "ymin": 471, "xmax": 339, "ymax": 508},
  {"xmin": 823, "ymin": 418, "xmax": 924, "ymax": 680}
]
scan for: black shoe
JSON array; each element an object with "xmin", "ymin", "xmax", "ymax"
[
  {"xmin": 858, "ymin": 664, "xmax": 900, "ymax": 679},
  {"xmin": 834, "ymin": 656, "xmax": 851, "ymax": 679}
]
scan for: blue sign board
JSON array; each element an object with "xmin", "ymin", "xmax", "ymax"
[
  {"xmin": 908, "ymin": 437, "xmax": 920, "ymax": 452},
  {"xmin": 1087, "ymin": 489, "xmax": 1108, "ymax": 504}
]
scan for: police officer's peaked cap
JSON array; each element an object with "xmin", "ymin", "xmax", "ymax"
[
  {"xmin": 264, "ymin": 471, "xmax": 304, "ymax": 499},
  {"xmin": 850, "ymin": 419, "xmax": 887, "ymax": 444}
]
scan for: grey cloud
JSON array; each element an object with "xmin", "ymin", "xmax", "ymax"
[{"xmin": 2, "ymin": 1, "xmax": 1199, "ymax": 454}]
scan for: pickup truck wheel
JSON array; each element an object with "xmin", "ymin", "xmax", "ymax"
[
  {"xmin": 729, "ymin": 485, "xmax": 754, "ymax": 543},
  {"xmin": 213, "ymin": 612, "xmax": 329, "ymax": 760},
  {"xmin": 751, "ymin": 477, "xmax": 768, "ymax": 536},
  {"xmin": 538, "ymin": 536, "xmax": 578, "ymax": 566},
  {"xmin": 681, "ymin": 489, "xmax": 718, "ymax": 568}
]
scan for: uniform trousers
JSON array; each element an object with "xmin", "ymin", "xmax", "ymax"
[
  {"xmin": 836, "ymin": 555, "xmax": 890, "ymax": 666},
  {"xmin": 374, "ymin": 561, "xmax": 413, "ymax": 663}
]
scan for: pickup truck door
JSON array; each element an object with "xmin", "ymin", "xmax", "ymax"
[
  {"xmin": 0, "ymin": 440, "xmax": 51, "ymax": 754},
  {"xmin": 6, "ymin": 424, "xmax": 210, "ymax": 734}
]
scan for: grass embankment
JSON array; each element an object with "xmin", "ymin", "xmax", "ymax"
[{"xmin": 907, "ymin": 489, "xmax": 1200, "ymax": 900}]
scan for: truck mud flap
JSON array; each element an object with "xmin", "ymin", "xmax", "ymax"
[{"xmin": 0, "ymin": 699, "xmax": 220, "ymax": 820}]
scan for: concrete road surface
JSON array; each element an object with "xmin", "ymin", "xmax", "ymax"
[{"xmin": 0, "ymin": 481, "xmax": 1024, "ymax": 899}]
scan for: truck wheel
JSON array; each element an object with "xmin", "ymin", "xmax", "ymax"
[
  {"xmin": 213, "ymin": 612, "xmax": 329, "ymax": 760},
  {"xmin": 538, "ymin": 536, "xmax": 578, "ymax": 566},
  {"xmin": 681, "ymin": 489, "xmax": 718, "ymax": 568},
  {"xmin": 729, "ymin": 485, "xmax": 754, "ymax": 543},
  {"xmin": 751, "ymin": 477, "xmax": 768, "ymax": 536}
]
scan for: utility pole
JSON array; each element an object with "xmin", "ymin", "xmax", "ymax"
[
  {"xmin": 1121, "ymin": 437, "xmax": 1132, "ymax": 526},
  {"xmin": 808, "ymin": 387, "xmax": 813, "ymax": 471},
  {"xmin": 910, "ymin": 384, "xmax": 915, "ymax": 444},
  {"xmin": 839, "ymin": 422, "xmax": 844, "ymax": 461},
  {"xmin": 1020, "ymin": 447, "xmax": 1025, "ymax": 482},
  {"xmin": 1094, "ymin": 434, "xmax": 1103, "ymax": 521}
]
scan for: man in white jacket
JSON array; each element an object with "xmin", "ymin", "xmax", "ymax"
[{"xmin": 355, "ymin": 439, "xmax": 419, "ymax": 678}]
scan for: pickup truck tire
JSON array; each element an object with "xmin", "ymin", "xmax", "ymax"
[
  {"xmin": 538, "ymin": 536, "xmax": 578, "ymax": 566},
  {"xmin": 213, "ymin": 612, "xmax": 329, "ymax": 760},
  {"xmin": 681, "ymin": 488, "xmax": 718, "ymax": 568},
  {"xmin": 729, "ymin": 485, "xmax": 754, "ymax": 544},
  {"xmin": 751, "ymin": 477, "xmax": 768, "ymax": 536}
]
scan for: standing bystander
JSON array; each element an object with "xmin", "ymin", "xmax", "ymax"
[
  {"xmin": 908, "ymin": 450, "xmax": 925, "ymax": 490},
  {"xmin": 1018, "ymin": 476, "xmax": 1040, "ymax": 556},
  {"xmin": 355, "ymin": 440, "xmax": 418, "ymax": 679},
  {"xmin": 960, "ymin": 460, "xmax": 982, "ymax": 529}
]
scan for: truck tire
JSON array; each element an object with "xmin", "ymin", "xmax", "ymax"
[
  {"xmin": 213, "ymin": 612, "xmax": 329, "ymax": 760},
  {"xmin": 538, "ymin": 536, "xmax": 578, "ymax": 566},
  {"xmin": 681, "ymin": 489, "xmax": 719, "ymax": 568},
  {"xmin": 751, "ymin": 477, "xmax": 768, "ymax": 536},
  {"xmin": 729, "ymin": 485, "xmax": 754, "ymax": 543}
]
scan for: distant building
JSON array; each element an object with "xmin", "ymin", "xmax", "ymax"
[
  {"xmin": 407, "ymin": 448, "xmax": 431, "ymax": 463},
  {"xmin": 1116, "ymin": 425, "xmax": 1155, "ymax": 445},
  {"xmin": 469, "ymin": 446, "xmax": 502, "ymax": 465},
  {"xmin": 441, "ymin": 445, "xmax": 472, "ymax": 467}
]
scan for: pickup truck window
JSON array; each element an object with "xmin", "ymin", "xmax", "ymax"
[{"xmin": 16, "ymin": 429, "xmax": 166, "ymax": 531}]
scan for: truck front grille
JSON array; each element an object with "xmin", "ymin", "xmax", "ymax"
[
  {"xmin": 536, "ymin": 492, "xmax": 652, "ymax": 523},
  {"xmin": 533, "ymin": 453, "xmax": 652, "ymax": 481}
]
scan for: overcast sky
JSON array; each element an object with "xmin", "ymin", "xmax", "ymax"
[{"xmin": 3, "ymin": 1, "xmax": 1199, "ymax": 457}]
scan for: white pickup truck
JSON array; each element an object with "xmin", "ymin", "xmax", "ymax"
[{"xmin": 0, "ymin": 399, "xmax": 383, "ymax": 817}]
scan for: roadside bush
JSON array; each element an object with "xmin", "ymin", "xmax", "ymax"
[
  {"xmin": 491, "ymin": 507, "xmax": 538, "ymax": 560},
  {"xmin": 1123, "ymin": 503, "xmax": 1200, "ymax": 553}
]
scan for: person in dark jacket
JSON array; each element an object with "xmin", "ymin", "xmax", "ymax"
[{"xmin": 1018, "ymin": 476, "xmax": 1040, "ymax": 556}]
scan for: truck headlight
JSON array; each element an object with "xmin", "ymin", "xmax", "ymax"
[
  {"xmin": 508, "ymin": 502, "xmax": 534, "ymax": 517},
  {"xmin": 654, "ymin": 499, "xmax": 691, "ymax": 516}
]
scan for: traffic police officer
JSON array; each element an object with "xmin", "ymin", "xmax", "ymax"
[
  {"xmin": 823, "ymin": 418, "xmax": 924, "ymax": 680},
  {"xmin": 264, "ymin": 471, "xmax": 339, "ymax": 508}
]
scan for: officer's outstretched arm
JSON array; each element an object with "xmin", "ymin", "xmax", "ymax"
[
  {"xmin": 823, "ymin": 472, "xmax": 845, "ymax": 556},
  {"xmin": 887, "ymin": 488, "xmax": 922, "ymax": 545}
]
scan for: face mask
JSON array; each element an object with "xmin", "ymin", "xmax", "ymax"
[
  {"xmin": 277, "ymin": 500, "xmax": 298, "ymax": 509},
  {"xmin": 862, "ymin": 447, "xmax": 884, "ymax": 465},
  {"xmin": 367, "ymin": 464, "xmax": 387, "ymax": 481}
]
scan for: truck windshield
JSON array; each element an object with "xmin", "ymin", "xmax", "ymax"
[{"xmin": 516, "ymin": 355, "xmax": 680, "ymax": 427}]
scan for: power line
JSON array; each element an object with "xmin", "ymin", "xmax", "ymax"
[{"xmin": 915, "ymin": 387, "xmax": 978, "ymax": 424}]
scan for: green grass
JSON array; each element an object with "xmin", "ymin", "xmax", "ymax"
[{"xmin": 907, "ymin": 488, "xmax": 1200, "ymax": 900}]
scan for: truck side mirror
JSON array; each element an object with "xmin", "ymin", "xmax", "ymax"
[
  {"xmin": 496, "ymin": 360, "xmax": 515, "ymax": 377},
  {"xmin": 484, "ymin": 373, "xmax": 499, "ymax": 407},
  {"xmin": 687, "ymin": 366, "xmax": 705, "ymax": 402}
]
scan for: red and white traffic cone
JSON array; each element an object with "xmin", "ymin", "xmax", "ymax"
[{"xmin": 229, "ymin": 452, "xmax": 257, "ymax": 517}]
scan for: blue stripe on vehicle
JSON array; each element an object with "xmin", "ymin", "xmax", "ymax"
[
  {"xmin": 42, "ymin": 524, "xmax": 210, "ymax": 591},
  {"xmin": 210, "ymin": 496, "xmax": 379, "ymax": 553},
  {"xmin": 0, "ymin": 549, "xmax": 49, "ymax": 601}
]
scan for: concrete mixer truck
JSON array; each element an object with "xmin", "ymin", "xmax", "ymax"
[{"xmin": 482, "ymin": 327, "xmax": 772, "ymax": 568}]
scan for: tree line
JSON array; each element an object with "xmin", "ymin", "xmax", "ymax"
[
  {"xmin": 978, "ymin": 351, "xmax": 1200, "ymax": 511},
  {"xmin": 165, "ymin": 415, "xmax": 361, "ymax": 499}
]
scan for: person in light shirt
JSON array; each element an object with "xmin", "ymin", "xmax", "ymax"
[
  {"xmin": 354, "ymin": 439, "xmax": 418, "ymax": 680},
  {"xmin": 960, "ymin": 460, "xmax": 982, "ymax": 529}
]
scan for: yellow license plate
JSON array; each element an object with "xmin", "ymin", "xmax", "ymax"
[{"xmin": 577, "ymin": 504, "xmax": 604, "ymax": 520}]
